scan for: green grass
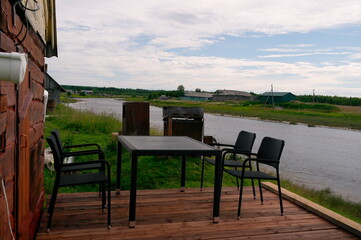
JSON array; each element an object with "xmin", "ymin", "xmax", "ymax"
[{"xmin": 281, "ymin": 180, "xmax": 361, "ymax": 223}]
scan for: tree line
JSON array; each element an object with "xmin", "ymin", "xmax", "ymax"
[
  {"xmin": 63, "ymin": 85, "xmax": 185, "ymax": 99},
  {"xmin": 296, "ymin": 95, "xmax": 361, "ymax": 106}
]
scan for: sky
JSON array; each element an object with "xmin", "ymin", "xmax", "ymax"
[{"xmin": 46, "ymin": 0, "xmax": 361, "ymax": 97}]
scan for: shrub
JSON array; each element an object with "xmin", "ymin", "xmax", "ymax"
[{"xmin": 278, "ymin": 102, "xmax": 340, "ymax": 113}]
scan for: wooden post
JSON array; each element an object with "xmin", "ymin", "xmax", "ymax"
[{"xmin": 167, "ymin": 118, "xmax": 173, "ymax": 136}]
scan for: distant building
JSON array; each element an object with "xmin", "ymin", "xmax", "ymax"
[
  {"xmin": 80, "ymin": 90, "xmax": 93, "ymax": 95},
  {"xmin": 66, "ymin": 89, "xmax": 77, "ymax": 94},
  {"xmin": 213, "ymin": 90, "xmax": 255, "ymax": 102},
  {"xmin": 182, "ymin": 91, "xmax": 213, "ymax": 101},
  {"xmin": 260, "ymin": 92, "xmax": 296, "ymax": 104},
  {"xmin": 159, "ymin": 95, "xmax": 169, "ymax": 100},
  {"xmin": 44, "ymin": 73, "xmax": 66, "ymax": 110}
]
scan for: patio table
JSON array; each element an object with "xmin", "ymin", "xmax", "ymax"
[{"xmin": 116, "ymin": 135, "xmax": 223, "ymax": 228}]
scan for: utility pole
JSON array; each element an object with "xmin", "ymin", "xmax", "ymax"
[
  {"xmin": 264, "ymin": 84, "xmax": 275, "ymax": 107},
  {"xmin": 271, "ymin": 84, "xmax": 274, "ymax": 107},
  {"xmin": 313, "ymin": 89, "xmax": 317, "ymax": 103}
]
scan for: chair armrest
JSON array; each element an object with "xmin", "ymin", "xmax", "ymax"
[
  {"xmin": 62, "ymin": 159, "xmax": 109, "ymax": 167},
  {"xmin": 209, "ymin": 143, "xmax": 235, "ymax": 148},
  {"xmin": 222, "ymin": 148, "xmax": 252, "ymax": 155},
  {"xmin": 64, "ymin": 143, "xmax": 101, "ymax": 150},
  {"xmin": 242, "ymin": 157, "xmax": 279, "ymax": 167},
  {"xmin": 62, "ymin": 149, "xmax": 105, "ymax": 159},
  {"xmin": 61, "ymin": 160, "xmax": 111, "ymax": 174}
]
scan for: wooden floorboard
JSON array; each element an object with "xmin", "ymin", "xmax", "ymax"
[{"xmin": 36, "ymin": 187, "xmax": 359, "ymax": 240}]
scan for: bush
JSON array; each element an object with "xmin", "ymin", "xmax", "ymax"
[
  {"xmin": 278, "ymin": 102, "xmax": 340, "ymax": 113},
  {"xmin": 297, "ymin": 95, "xmax": 361, "ymax": 106}
]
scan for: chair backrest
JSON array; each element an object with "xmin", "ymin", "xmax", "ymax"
[
  {"xmin": 234, "ymin": 131, "xmax": 256, "ymax": 152},
  {"xmin": 46, "ymin": 135, "xmax": 63, "ymax": 172},
  {"xmin": 51, "ymin": 129, "xmax": 64, "ymax": 152},
  {"xmin": 257, "ymin": 137, "xmax": 285, "ymax": 168}
]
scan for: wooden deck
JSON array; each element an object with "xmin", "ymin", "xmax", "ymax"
[{"xmin": 37, "ymin": 186, "xmax": 359, "ymax": 239}]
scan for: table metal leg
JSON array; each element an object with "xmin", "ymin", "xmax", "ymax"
[
  {"xmin": 116, "ymin": 141, "xmax": 122, "ymax": 194},
  {"xmin": 129, "ymin": 153, "xmax": 138, "ymax": 228},
  {"xmin": 213, "ymin": 152, "xmax": 222, "ymax": 223},
  {"xmin": 181, "ymin": 155, "xmax": 186, "ymax": 192}
]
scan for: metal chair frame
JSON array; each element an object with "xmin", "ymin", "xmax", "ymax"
[
  {"xmin": 224, "ymin": 136, "xmax": 285, "ymax": 218},
  {"xmin": 200, "ymin": 131, "xmax": 257, "ymax": 197},
  {"xmin": 46, "ymin": 135, "xmax": 111, "ymax": 232}
]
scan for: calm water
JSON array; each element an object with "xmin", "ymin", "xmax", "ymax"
[{"xmin": 68, "ymin": 98, "xmax": 361, "ymax": 203}]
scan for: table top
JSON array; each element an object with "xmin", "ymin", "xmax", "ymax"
[{"xmin": 118, "ymin": 135, "xmax": 220, "ymax": 156}]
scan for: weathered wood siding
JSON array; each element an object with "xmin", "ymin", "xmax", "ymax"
[{"xmin": 0, "ymin": 0, "xmax": 46, "ymax": 239}]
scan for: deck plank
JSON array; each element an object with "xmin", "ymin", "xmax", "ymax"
[{"xmin": 37, "ymin": 187, "xmax": 359, "ymax": 239}]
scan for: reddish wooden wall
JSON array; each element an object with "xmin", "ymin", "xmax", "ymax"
[{"xmin": 0, "ymin": 0, "xmax": 46, "ymax": 239}]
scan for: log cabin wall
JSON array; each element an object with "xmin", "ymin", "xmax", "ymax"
[{"xmin": 0, "ymin": 1, "xmax": 57, "ymax": 239}]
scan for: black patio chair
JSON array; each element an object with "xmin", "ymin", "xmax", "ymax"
[
  {"xmin": 51, "ymin": 129, "xmax": 101, "ymax": 151},
  {"xmin": 200, "ymin": 131, "xmax": 257, "ymax": 197},
  {"xmin": 46, "ymin": 135, "xmax": 111, "ymax": 232},
  {"xmin": 223, "ymin": 136, "xmax": 285, "ymax": 219},
  {"xmin": 51, "ymin": 129, "xmax": 103, "ymax": 172}
]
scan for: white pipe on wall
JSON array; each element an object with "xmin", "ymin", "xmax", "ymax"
[
  {"xmin": 43, "ymin": 89, "xmax": 48, "ymax": 121},
  {"xmin": 0, "ymin": 52, "xmax": 28, "ymax": 84}
]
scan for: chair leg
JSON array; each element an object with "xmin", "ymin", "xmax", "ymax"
[
  {"xmin": 47, "ymin": 182, "xmax": 59, "ymax": 233},
  {"xmin": 200, "ymin": 157, "xmax": 205, "ymax": 191},
  {"xmin": 102, "ymin": 182, "xmax": 106, "ymax": 212},
  {"xmin": 248, "ymin": 164, "xmax": 256, "ymax": 199},
  {"xmin": 107, "ymin": 180, "xmax": 111, "ymax": 229},
  {"xmin": 235, "ymin": 167, "xmax": 239, "ymax": 190},
  {"xmin": 277, "ymin": 179, "xmax": 284, "ymax": 216},
  {"xmin": 237, "ymin": 177, "xmax": 245, "ymax": 219},
  {"xmin": 251, "ymin": 179, "xmax": 256, "ymax": 199},
  {"xmin": 258, "ymin": 179, "xmax": 263, "ymax": 205}
]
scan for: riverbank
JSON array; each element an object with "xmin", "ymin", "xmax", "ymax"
[{"xmin": 149, "ymin": 99, "xmax": 361, "ymax": 130}]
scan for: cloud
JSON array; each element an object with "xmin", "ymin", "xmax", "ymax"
[
  {"xmin": 349, "ymin": 53, "xmax": 361, "ymax": 59},
  {"xmin": 46, "ymin": 0, "xmax": 361, "ymax": 97},
  {"xmin": 259, "ymin": 51, "xmax": 351, "ymax": 58}
]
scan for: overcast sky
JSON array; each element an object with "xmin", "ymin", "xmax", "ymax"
[{"xmin": 46, "ymin": 0, "xmax": 361, "ymax": 97}]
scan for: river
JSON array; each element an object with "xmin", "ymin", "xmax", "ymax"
[{"xmin": 68, "ymin": 98, "xmax": 361, "ymax": 203}]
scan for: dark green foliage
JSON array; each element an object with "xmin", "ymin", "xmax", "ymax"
[
  {"xmin": 63, "ymin": 85, "xmax": 153, "ymax": 97},
  {"xmin": 297, "ymin": 95, "xmax": 361, "ymax": 106},
  {"xmin": 147, "ymin": 90, "xmax": 184, "ymax": 99},
  {"xmin": 278, "ymin": 102, "xmax": 340, "ymax": 113},
  {"xmin": 63, "ymin": 85, "xmax": 185, "ymax": 99}
]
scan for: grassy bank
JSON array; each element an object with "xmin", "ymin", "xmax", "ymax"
[
  {"xmin": 281, "ymin": 180, "xmax": 361, "ymax": 223},
  {"xmin": 44, "ymin": 103, "xmax": 361, "ymax": 224},
  {"xmin": 150, "ymin": 99, "xmax": 361, "ymax": 130}
]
